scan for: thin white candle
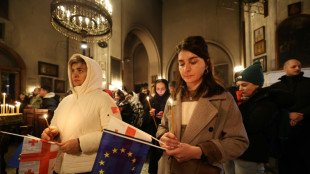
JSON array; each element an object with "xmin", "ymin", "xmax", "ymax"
[
  {"xmin": 146, "ymin": 96, "xmax": 157, "ymax": 128},
  {"xmin": 15, "ymin": 102, "xmax": 21, "ymax": 114},
  {"xmin": 44, "ymin": 114, "xmax": 50, "ymax": 129},
  {"xmin": 169, "ymin": 98, "xmax": 174, "ymax": 134}
]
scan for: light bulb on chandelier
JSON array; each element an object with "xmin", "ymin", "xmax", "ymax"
[{"xmin": 50, "ymin": 0, "xmax": 113, "ymax": 43}]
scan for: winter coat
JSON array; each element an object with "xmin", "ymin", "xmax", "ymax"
[
  {"xmin": 50, "ymin": 54, "xmax": 122, "ymax": 173},
  {"xmin": 270, "ymin": 72, "xmax": 310, "ymax": 132},
  {"xmin": 29, "ymin": 94, "xmax": 42, "ymax": 109},
  {"xmin": 237, "ymin": 87, "xmax": 294, "ymax": 163},
  {"xmin": 41, "ymin": 92, "xmax": 58, "ymax": 110},
  {"xmin": 156, "ymin": 91, "xmax": 249, "ymax": 174}
]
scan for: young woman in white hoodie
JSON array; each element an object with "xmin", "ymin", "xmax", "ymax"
[{"xmin": 41, "ymin": 54, "xmax": 122, "ymax": 174}]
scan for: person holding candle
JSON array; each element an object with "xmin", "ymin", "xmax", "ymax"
[
  {"xmin": 41, "ymin": 54, "xmax": 121, "ymax": 174},
  {"xmin": 147, "ymin": 78, "xmax": 170, "ymax": 174},
  {"xmin": 17, "ymin": 92, "xmax": 29, "ymax": 113},
  {"xmin": 156, "ymin": 36, "xmax": 249, "ymax": 174}
]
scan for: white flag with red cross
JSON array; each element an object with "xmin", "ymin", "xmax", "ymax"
[
  {"xmin": 19, "ymin": 137, "xmax": 59, "ymax": 174},
  {"xmin": 107, "ymin": 116, "xmax": 152, "ymax": 142}
]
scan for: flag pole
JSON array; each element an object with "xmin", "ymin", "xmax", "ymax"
[
  {"xmin": 0, "ymin": 131, "xmax": 59, "ymax": 145},
  {"xmin": 103, "ymin": 130, "xmax": 167, "ymax": 151}
]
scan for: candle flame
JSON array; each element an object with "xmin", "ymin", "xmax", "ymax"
[
  {"xmin": 15, "ymin": 101, "xmax": 21, "ymax": 107},
  {"xmin": 147, "ymin": 96, "xmax": 149, "ymax": 101},
  {"xmin": 169, "ymin": 98, "xmax": 173, "ymax": 105},
  {"xmin": 3, "ymin": 93, "xmax": 6, "ymax": 96},
  {"xmin": 44, "ymin": 114, "xmax": 48, "ymax": 119}
]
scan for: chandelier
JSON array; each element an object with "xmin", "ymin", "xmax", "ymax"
[{"xmin": 50, "ymin": 0, "xmax": 112, "ymax": 43}]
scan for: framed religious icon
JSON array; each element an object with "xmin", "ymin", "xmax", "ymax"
[
  {"xmin": 54, "ymin": 80, "xmax": 66, "ymax": 93},
  {"xmin": 254, "ymin": 40, "xmax": 266, "ymax": 56},
  {"xmin": 151, "ymin": 75, "xmax": 157, "ymax": 83},
  {"xmin": 253, "ymin": 56, "xmax": 267, "ymax": 72},
  {"xmin": 288, "ymin": 2, "xmax": 302, "ymax": 16},
  {"xmin": 38, "ymin": 61, "xmax": 59, "ymax": 77},
  {"xmin": 254, "ymin": 26, "xmax": 265, "ymax": 43}
]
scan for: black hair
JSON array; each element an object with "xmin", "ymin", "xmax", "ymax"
[{"xmin": 41, "ymin": 85, "xmax": 52, "ymax": 93}]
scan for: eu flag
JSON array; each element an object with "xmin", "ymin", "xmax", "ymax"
[{"xmin": 91, "ymin": 129, "xmax": 150, "ymax": 174}]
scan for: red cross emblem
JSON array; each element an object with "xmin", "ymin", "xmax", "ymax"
[
  {"xmin": 28, "ymin": 139, "xmax": 38, "ymax": 146},
  {"xmin": 20, "ymin": 140, "xmax": 58, "ymax": 174}
]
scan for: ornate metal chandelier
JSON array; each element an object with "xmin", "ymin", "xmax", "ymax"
[{"xmin": 50, "ymin": 0, "xmax": 112, "ymax": 43}]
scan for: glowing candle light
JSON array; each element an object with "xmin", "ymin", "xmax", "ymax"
[
  {"xmin": 2, "ymin": 93, "xmax": 6, "ymax": 114},
  {"xmin": 15, "ymin": 102, "xmax": 21, "ymax": 114},
  {"xmin": 1, "ymin": 104, "xmax": 3, "ymax": 114},
  {"xmin": 147, "ymin": 96, "xmax": 157, "ymax": 128},
  {"xmin": 169, "ymin": 98, "xmax": 174, "ymax": 134},
  {"xmin": 11, "ymin": 106, "xmax": 15, "ymax": 114},
  {"xmin": 5, "ymin": 104, "xmax": 8, "ymax": 114},
  {"xmin": 44, "ymin": 114, "xmax": 50, "ymax": 129}
]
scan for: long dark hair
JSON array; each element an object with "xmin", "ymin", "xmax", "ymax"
[
  {"xmin": 152, "ymin": 79, "xmax": 171, "ymax": 112},
  {"xmin": 174, "ymin": 36, "xmax": 225, "ymax": 99}
]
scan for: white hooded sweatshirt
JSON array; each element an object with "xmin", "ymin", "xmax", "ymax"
[{"xmin": 51, "ymin": 54, "xmax": 121, "ymax": 173}]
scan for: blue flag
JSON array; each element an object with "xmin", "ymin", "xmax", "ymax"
[
  {"xmin": 8, "ymin": 142, "xmax": 23, "ymax": 168},
  {"xmin": 91, "ymin": 130, "xmax": 150, "ymax": 174}
]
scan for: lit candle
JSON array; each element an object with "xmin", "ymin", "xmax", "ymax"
[
  {"xmin": 147, "ymin": 96, "xmax": 157, "ymax": 128},
  {"xmin": 44, "ymin": 114, "xmax": 50, "ymax": 129},
  {"xmin": 15, "ymin": 102, "xmax": 21, "ymax": 114},
  {"xmin": 11, "ymin": 106, "xmax": 15, "ymax": 114},
  {"xmin": 2, "ymin": 93, "xmax": 6, "ymax": 114},
  {"xmin": 169, "ymin": 98, "xmax": 174, "ymax": 134},
  {"xmin": 5, "ymin": 104, "xmax": 8, "ymax": 114}
]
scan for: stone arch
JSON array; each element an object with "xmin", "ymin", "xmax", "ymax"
[
  {"xmin": 123, "ymin": 25, "xmax": 161, "ymax": 91},
  {"xmin": 0, "ymin": 42, "xmax": 26, "ymax": 99}
]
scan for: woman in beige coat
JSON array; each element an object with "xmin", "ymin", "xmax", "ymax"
[{"xmin": 156, "ymin": 36, "xmax": 249, "ymax": 174}]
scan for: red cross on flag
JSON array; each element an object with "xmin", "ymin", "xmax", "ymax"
[
  {"xmin": 107, "ymin": 116, "xmax": 152, "ymax": 142},
  {"xmin": 19, "ymin": 137, "xmax": 60, "ymax": 174}
]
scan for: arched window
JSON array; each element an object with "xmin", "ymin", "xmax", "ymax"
[{"xmin": 0, "ymin": 43, "xmax": 26, "ymax": 103}]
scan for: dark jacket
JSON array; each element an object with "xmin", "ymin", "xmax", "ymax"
[
  {"xmin": 41, "ymin": 92, "xmax": 59, "ymax": 110},
  {"xmin": 238, "ymin": 87, "xmax": 294, "ymax": 163},
  {"xmin": 270, "ymin": 72, "xmax": 310, "ymax": 132},
  {"xmin": 118, "ymin": 100, "xmax": 135, "ymax": 124}
]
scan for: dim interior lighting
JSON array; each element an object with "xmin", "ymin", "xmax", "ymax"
[
  {"xmin": 234, "ymin": 66, "xmax": 244, "ymax": 72},
  {"xmin": 109, "ymin": 81, "xmax": 122, "ymax": 90},
  {"xmin": 81, "ymin": 42, "xmax": 88, "ymax": 49},
  {"xmin": 50, "ymin": 0, "xmax": 113, "ymax": 43}
]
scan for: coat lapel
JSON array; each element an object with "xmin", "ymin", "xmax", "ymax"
[{"xmin": 181, "ymin": 94, "xmax": 225, "ymax": 144}]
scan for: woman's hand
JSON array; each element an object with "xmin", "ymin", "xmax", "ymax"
[
  {"xmin": 59, "ymin": 138, "xmax": 81, "ymax": 154},
  {"xmin": 166, "ymin": 143, "xmax": 202, "ymax": 163},
  {"xmin": 159, "ymin": 132, "xmax": 179, "ymax": 150},
  {"xmin": 156, "ymin": 111, "xmax": 164, "ymax": 119},
  {"xmin": 41, "ymin": 128, "xmax": 59, "ymax": 141},
  {"xmin": 149, "ymin": 109, "xmax": 156, "ymax": 117}
]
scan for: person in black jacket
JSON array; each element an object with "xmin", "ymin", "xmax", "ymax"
[
  {"xmin": 39, "ymin": 85, "xmax": 59, "ymax": 110},
  {"xmin": 147, "ymin": 79, "xmax": 170, "ymax": 174},
  {"xmin": 270, "ymin": 59, "xmax": 310, "ymax": 174},
  {"xmin": 224, "ymin": 62, "xmax": 294, "ymax": 174},
  {"xmin": 115, "ymin": 89, "xmax": 134, "ymax": 124}
]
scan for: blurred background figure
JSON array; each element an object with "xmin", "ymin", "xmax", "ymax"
[
  {"xmin": 17, "ymin": 92, "xmax": 29, "ymax": 113},
  {"xmin": 27, "ymin": 87, "xmax": 42, "ymax": 109},
  {"xmin": 148, "ymin": 78, "xmax": 170, "ymax": 174},
  {"xmin": 115, "ymin": 89, "xmax": 134, "ymax": 124},
  {"xmin": 168, "ymin": 81, "xmax": 176, "ymax": 96}
]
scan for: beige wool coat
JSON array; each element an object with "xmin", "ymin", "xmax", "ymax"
[{"xmin": 156, "ymin": 91, "xmax": 249, "ymax": 174}]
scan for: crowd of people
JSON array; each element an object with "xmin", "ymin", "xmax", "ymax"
[{"xmin": 35, "ymin": 36, "xmax": 309, "ymax": 174}]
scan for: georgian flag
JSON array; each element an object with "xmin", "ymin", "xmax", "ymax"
[
  {"xmin": 107, "ymin": 116, "xmax": 152, "ymax": 142},
  {"xmin": 19, "ymin": 137, "xmax": 59, "ymax": 174}
]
